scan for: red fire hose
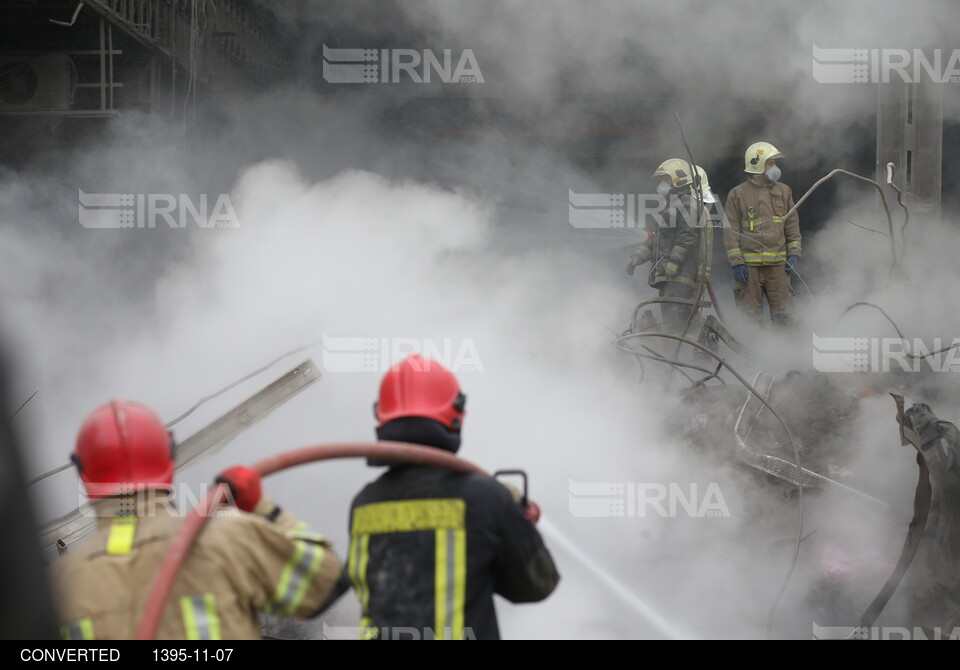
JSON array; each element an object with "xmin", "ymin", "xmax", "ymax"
[{"xmin": 135, "ymin": 441, "xmax": 490, "ymax": 640}]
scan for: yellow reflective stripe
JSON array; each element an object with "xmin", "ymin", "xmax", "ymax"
[
  {"xmin": 180, "ymin": 594, "xmax": 219, "ymax": 640},
  {"xmin": 270, "ymin": 541, "xmax": 302, "ymax": 614},
  {"xmin": 787, "ymin": 241, "xmax": 802, "ymax": 249},
  {"xmin": 204, "ymin": 593, "xmax": 221, "ymax": 640},
  {"xmin": 106, "ymin": 516, "xmax": 137, "ymax": 555},
  {"xmin": 359, "ymin": 616, "xmax": 378, "ymax": 640},
  {"xmin": 288, "ymin": 528, "xmax": 327, "ymax": 543},
  {"xmin": 181, "ymin": 596, "xmax": 197, "ymax": 640},
  {"xmin": 433, "ymin": 528, "xmax": 467, "ymax": 640},
  {"xmin": 434, "ymin": 529, "xmax": 447, "ymax": 640},
  {"xmin": 741, "ymin": 252, "xmax": 787, "ymax": 262},
  {"xmin": 352, "ymin": 500, "xmax": 466, "ymax": 534},
  {"xmin": 743, "ymin": 216, "xmax": 786, "ymax": 227},
  {"xmin": 451, "ymin": 529, "xmax": 466, "ymax": 640},
  {"xmin": 61, "ymin": 618, "xmax": 94, "ymax": 640},
  {"xmin": 669, "ymin": 276, "xmax": 697, "ymax": 288},
  {"xmin": 292, "ymin": 545, "xmax": 326, "ymax": 612},
  {"xmin": 357, "ymin": 535, "xmax": 370, "ymax": 614},
  {"xmin": 346, "ymin": 532, "xmax": 372, "ymax": 620},
  {"xmin": 274, "ymin": 541, "xmax": 325, "ymax": 614},
  {"xmin": 726, "ymin": 249, "xmax": 742, "ymax": 258},
  {"xmin": 347, "ymin": 534, "xmax": 360, "ymax": 596},
  {"xmin": 180, "ymin": 597, "xmax": 196, "ymax": 639}
]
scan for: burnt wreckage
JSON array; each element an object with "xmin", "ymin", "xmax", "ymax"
[{"xmin": 615, "ymin": 152, "xmax": 960, "ymax": 636}]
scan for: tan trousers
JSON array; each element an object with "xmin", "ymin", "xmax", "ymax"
[{"xmin": 733, "ymin": 264, "xmax": 795, "ymax": 326}]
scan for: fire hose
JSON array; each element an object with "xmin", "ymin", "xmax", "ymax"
[{"xmin": 135, "ymin": 441, "xmax": 490, "ymax": 640}]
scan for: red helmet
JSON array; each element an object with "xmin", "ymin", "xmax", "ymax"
[
  {"xmin": 375, "ymin": 354, "xmax": 466, "ymax": 432},
  {"xmin": 72, "ymin": 399, "xmax": 175, "ymax": 498}
]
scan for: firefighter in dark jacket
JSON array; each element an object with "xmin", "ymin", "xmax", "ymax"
[
  {"xmin": 346, "ymin": 353, "xmax": 560, "ymax": 640},
  {"xmin": 627, "ymin": 159, "xmax": 714, "ymax": 337}
]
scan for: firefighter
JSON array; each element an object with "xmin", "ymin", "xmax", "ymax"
[
  {"xmin": 49, "ymin": 399, "xmax": 343, "ymax": 640},
  {"xmin": 721, "ymin": 142, "xmax": 802, "ymax": 327},
  {"xmin": 345, "ymin": 354, "xmax": 560, "ymax": 640},
  {"xmin": 626, "ymin": 158, "xmax": 715, "ymax": 339}
]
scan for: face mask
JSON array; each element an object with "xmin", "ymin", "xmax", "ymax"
[
  {"xmin": 765, "ymin": 165, "xmax": 782, "ymax": 183},
  {"xmin": 656, "ymin": 181, "xmax": 673, "ymax": 197}
]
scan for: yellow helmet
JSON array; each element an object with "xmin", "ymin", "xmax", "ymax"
[
  {"xmin": 744, "ymin": 142, "xmax": 785, "ymax": 174},
  {"xmin": 652, "ymin": 158, "xmax": 695, "ymax": 189}
]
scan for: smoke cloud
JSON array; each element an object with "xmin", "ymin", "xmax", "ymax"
[{"xmin": 3, "ymin": 0, "xmax": 959, "ymax": 639}]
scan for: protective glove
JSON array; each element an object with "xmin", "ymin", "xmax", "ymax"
[
  {"xmin": 733, "ymin": 264, "xmax": 749, "ymax": 284},
  {"xmin": 626, "ymin": 246, "xmax": 652, "ymax": 276},
  {"xmin": 664, "ymin": 261, "xmax": 680, "ymax": 280},
  {"xmin": 503, "ymin": 482, "xmax": 540, "ymax": 524},
  {"xmin": 215, "ymin": 466, "xmax": 262, "ymax": 512},
  {"xmin": 786, "ymin": 256, "xmax": 799, "ymax": 275},
  {"xmin": 523, "ymin": 499, "xmax": 542, "ymax": 525}
]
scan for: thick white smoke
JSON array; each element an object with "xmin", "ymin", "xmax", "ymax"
[{"xmin": 4, "ymin": 0, "xmax": 959, "ymax": 640}]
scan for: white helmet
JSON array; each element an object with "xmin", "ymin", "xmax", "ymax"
[
  {"xmin": 692, "ymin": 165, "xmax": 717, "ymax": 203},
  {"xmin": 744, "ymin": 141, "xmax": 785, "ymax": 174},
  {"xmin": 652, "ymin": 158, "xmax": 696, "ymax": 189}
]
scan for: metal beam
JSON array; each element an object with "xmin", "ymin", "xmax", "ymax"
[
  {"xmin": 82, "ymin": 0, "xmax": 169, "ymax": 57},
  {"xmin": 877, "ymin": 80, "xmax": 943, "ymax": 222},
  {"xmin": 174, "ymin": 359, "xmax": 321, "ymax": 472}
]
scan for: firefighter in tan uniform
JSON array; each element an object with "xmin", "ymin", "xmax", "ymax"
[
  {"xmin": 722, "ymin": 142, "xmax": 802, "ymax": 326},
  {"xmin": 50, "ymin": 399, "xmax": 343, "ymax": 640}
]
